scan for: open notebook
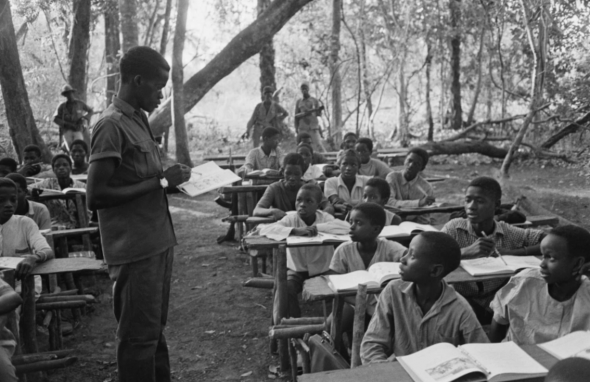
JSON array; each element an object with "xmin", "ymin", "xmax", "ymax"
[
  {"xmin": 538, "ymin": 331, "xmax": 590, "ymax": 360},
  {"xmin": 37, "ymin": 187, "xmax": 86, "ymax": 195},
  {"xmin": 327, "ymin": 262, "xmax": 401, "ymax": 291},
  {"xmin": 177, "ymin": 162, "xmax": 241, "ymax": 197},
  {"xmin": 286, "ymin": 233, "xmax": 351, "ymax": 246},
  {"xmin": 379, "ymin": 222, "xmax": 438, "ymax": 239},
  {"xmin": 397, "ymin": 341, "xmax": 547, "ymax": 382},
  {"xmin": 460, "ymin": 256, "xmax": 541, "ymax": 277}
]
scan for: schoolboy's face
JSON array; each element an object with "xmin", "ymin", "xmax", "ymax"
[
  {"xmin": 399, "ymin": 235, "xmax": 439, "ymax": 283},
  {"xmin": 297, "ymin": 148, "xmax": 313, "ymax": 168},
  {"xmin": 0, "ymin": 187, "xmax": 17, "ymax": 224},
  {"xmin": 464, "ymin": 186, "xmax": 497, "ymax": 224},
  {"xmin": 296, "ymin": 189, "xmax": 319, "ymax": 219},
  {"xmin": 355, "ymin": 143, "xmax": 371, "ymax": 164},
  {"xmin": 349, "ymin": 210, "xmax": 381, "ymax": 242},
  {"xmin": 24, "ymin": 151, "xmax": 40, "ymax": 165},
  {"xmin": 71, "ymin": 145, "xmax": 87, "ymax": 164},
  {"xmin": 363, "ymin": 186, "xmax": 386, "ymax": 206},
  {"xmin": 343, "ymin": 136, "xmax": 357, "ymax": 149},
  {"xmin": 284, "ymin": 164, "xmax": 303, "ymax": 190},
  {"xmin": 540, "ymin": 234, "xmax": 584, "ymax": 285},
  {"xmin": 263, "ymin": 134, "xmax": 280, "ymax": 150},
  {"xmin": 340, "ymin": 157, "xmax": 359, "ymax": 180},
  {"xmin": 53, "ymin": 158, "xmax": 72, "ymax": 179},
  {"xmin": 0, "ymin": 166, "xmax": 12, "ymax": 177},
  {"xmin": 300, "ymin": 137, "xmax": 312, "ymax": 146},
  {"xmin": 403, "ymin": 153, "xmax": 424, "ymax": 180}
]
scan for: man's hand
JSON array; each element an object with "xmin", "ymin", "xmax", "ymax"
[
  {"xmin": 242, "ymin": 131, "xmax": 249, "ymax": 140},
  {"xmin": 15, "ymin": 256, "xmax": 37, "ymax": 280},
  {"xmin": 418, "ymin": 195, "xmax": 436, "ymax": 207},
  {"xmin": 461, "ymin": 238, "xmax": 495, "ymax": 259},
  {"xmin": 291, "ymin": 226, "xmax": 318, "ymax": 237},
  {"xmin": 163, "ymin": 164, "xmax": 192, "ymax": 188},
  {"xmin": 270, "ymin": 208, "xmax": 287, "ymax": 220},
  {"xmin": 18, "ymin": 164, "xmax": 41, "ymax": 177}
]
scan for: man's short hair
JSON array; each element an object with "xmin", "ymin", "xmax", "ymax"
[
  {"xmin": 71, "ymin": 139, "xmax": 89, "ymax": 153},
  {"xmin": 52, "ymin": 153, "xmax": 72, "ymax": 168},
  {"xmin": 119, "ymin": 46, "xmax": 170, "ymax": 84},
  {"xmin": 418, "ymin": 232, "xmax": 461, "ymax": 277},
  {"xmin": 337, "ymin": 149, "xmax": 361, "ymax": 167},
  {"xmin": 262, "ymin": 86, "xmax": 274, "ymax": 95},
  {"xmin": 23, "ymin": 145, "xmax": 41, "ymax": 158},
  {"xmin": 5, "ymin": 173, "xmax": 27, "ymax": 191},
  {"xmin": 297, "ymin": 143, "xmax": 314, "ymax": 155},
  {"xmin": 356, "ymin": 137, "xmax": 374, "ymax": 152},
  {"xmin": 343, "ymin": 132, "xmax": 357, "ymax": 140},
  {"xmin": 353, "ymin": 202, "xmax": 386, "ymax": 227},
  {"xmin": 0, "ymin": 178, "xmax": 17, "ymax": 191},
  {"xmin": 261, "ymin": 127, "xmax": 280, "ymax": 140},
  {"xmin": 282, "ymin": 153, "xmax": 305, "ymax": 170},
  {"xmin": 366, "ymin": 177, "xmax": 391, "ymax": 201},
  {"xmin": 546, "ymin": 358, "xmax": 590, "ymax": 382},
  {"xmin": 296, "ymin": 132, "xmax": 312, "ymax": 144},
  {"xmin": 408, "ymin": 147, "xmax": 429, "ymax": 168},
  {"xmin": 468, "ymin": 176, "xmax": 502, "ymax": 201},
  {"xmin": 299, "ymin": 183, "xmax": 323, "ymax": 203},
  {"xmin": 0, "ymin": 158, "xmax": 18, "ymax": 173},
  {"xmin": 548, "ymin": 225, "xmax": 590, "ymax": 263}
]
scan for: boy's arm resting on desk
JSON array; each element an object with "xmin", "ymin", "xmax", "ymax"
[
  {"xmin": 361, "ymin": 286, "xmax": 396, "ymax": 364},
  {"xmin": 498, "ymin": 244, "xmax": 541, "ymax": 257},
  {"xmin": 258, "ymin": 218, "xmax": 294, "ymax": 240},
  {"xmin": 0, "ymin": 282, "xmax": 22, "ymax": 316},
  {"xmin": 17, "ymin": 218, "xmax": 54, "ymax": 279},
  {"xmin": 253, "ymin": 185, "xmax": 287, "ymax": 219}
]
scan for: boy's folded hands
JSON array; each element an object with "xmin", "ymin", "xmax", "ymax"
[{"xmin": 291, "ymin": 226, "xmax": 318, "ymax": 237}]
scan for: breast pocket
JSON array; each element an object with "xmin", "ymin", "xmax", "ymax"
[{"xmin": 132, "ymin": 140, "xmax": 161, "ymax": 179}]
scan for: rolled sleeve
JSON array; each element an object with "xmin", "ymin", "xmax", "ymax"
[
  {"xmin": 361, "ymin": 284, "xmax": 395, "ymax": 364},
  {"xmin": 256, "ymin": 184, "xmax": 276, "ymax": 210},
  {"xmin": 522, "ymin": 228, "xmax": 545, "ymax": 247},
  {"xmin": 324, "ymin": 178, "xmax": 338, "ymax": 199},
  {"xmin": 90, "ymin": 118, "xmax": 123, "ymax": 165},
  {"xmin": 24, "ymin": 219, "xmax": 53, "ymax": 261},
  {"xmin": 329, "ymin": 246, "xmax": 348, "ymax": 274},
  {"xmin": 490, "ymin": 280, "xmax": 515, "ymax": 325}
]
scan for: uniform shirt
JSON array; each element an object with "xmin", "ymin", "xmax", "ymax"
[
  {"xmin": 324, "ymin": 175, "xmax": 372, "ymax": 207},
  {"xmin": 24, "ymin": 200, "xmax": 51, "ymax": 230},
  {"xmin": 386, "ymin": 171, "xmax": 434, "ymax": 224},
  {"xmin": 255, "ymin": 180, "xmax": 328, "ymax": 212},
  {"xmin": 246, "ymin": 102, "xmax": 288, "ymax": 132},
  {"xmin": 295, "ymin": 97, "xmax": 321, "ymax": 131},
  {"xmin": 360, "ymin": 280, "xmax": 489, "ymax": 364},
  {"xmin": 55, "ymin": 100, "xmax": 92, "ymax": 131},
  {"xmin": 491, "ymin": 268, "xmax": 590, "ymax": 345},
  {"xmin": 36, "ymin": 178, "xmax": 88, "ymax": 229},
  {"xmin": 238, "ymin": 147, "xmax": 284, "ymax": 175},
  {"xmin": 359, "ymin": 158, "xmax": 391, "ymax": 179},
  {"xmin": 90, "ymin": 97, "xmax": 177, "ymax": 265}
]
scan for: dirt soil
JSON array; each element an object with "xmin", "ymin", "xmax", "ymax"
[{"xmin": 46, "ymin": 162, "xmax": 590, "ymax": 382}]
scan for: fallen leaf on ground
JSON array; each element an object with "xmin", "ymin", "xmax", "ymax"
[{"xmin": 240, "ymin": 371, "xmax": 252, "ymax": 377}]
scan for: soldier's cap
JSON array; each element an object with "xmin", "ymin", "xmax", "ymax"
[
  {"xmin": 61, "ymin": 85, "xmax": 76, "ymax": 95},
  {"xmin": 262, "ymin": 86, "xmax": 274, "ymax": 95}
]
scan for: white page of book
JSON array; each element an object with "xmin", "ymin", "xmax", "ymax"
[
  {"xmin": 368, "ymin": 262, "xmax": 402, "ymax": 284},
  {"xmin": 286, "ymin": 235, "xmax": 325, "ymax": 245},
  {"xmin": 328, "ymin": 271, "xmax": 380, "ymax": 291},
  {"xmin": 319, "ymin": 233, "xmax": 352, "ymax": 242},
  {"xmin": 0, "ymin": 257, "xmax": 25, "ymax": 269},
  {"xmin": 178, "ymin": 162, "xmax": 241, "ymax": 197},
  {"xmin": 379, "ymin": 225, "xmax": 411, "ymax": 238},
  {"xmin": 400, "ymin": 221, "xmax": 439, "ymax": 232},
  {"xmin": 461, "ymin": 342, "xmax": 547, "ymax": 379},
  {"xmin": 538, "ymin": 331, "xmax": 590, "ymax": 360},
  {"xmin": 460, "ymin": 258, "xmax": 513, "ymax": 276},
  {"xmin": 502, "ymin": 255, "xmax": 541, "ymax": 270}
]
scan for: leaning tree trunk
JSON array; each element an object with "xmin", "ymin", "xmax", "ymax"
[
  {"xmin": 148, "ymin": 0, "xmax": 315, "ymax": 136},
  {"xmin": 258, "ymin": 0, "xmax": 278, "ymax": 98},
  {"xmin": 466, "ymin": 26, "xmax": 485, "ymax": 126},
  {"xmin": 330, "ymin": 0, "xmax": 343, "ymax": 144},
  {"xmin": 104, "ymin": 0, "xmax": 121, "ymax": 107},
  {"xmin": 449, "ymin": 0, "xmax": 463, "ymax": 130},
  {"xmin": 425, "ymin": 44, "xmax": 434, "ymax": 141},
  {"xmin": 118, "ymin": 0, "xmax": 139, "ymax": 52},
  {"xmin": 68, "ymin": 0, "xmax": 91, "ymax": 103},
  {"xmin": 358, "ymin": 0, "xmax": 374, "ymax": 139},
  {"xmin": 0, "ymin": 0, "xmax": 51, "ymax": 162},
  {"xmin": 397, "ymin": 54, "xmax": 409, "ymax": 147},
  {"xmin": 159, "ymin": 0, "xmax": 173, "ymax": 55},
  {"xmin": 171, "ymin": 0, "xmax": 193, "ymax": 167}
]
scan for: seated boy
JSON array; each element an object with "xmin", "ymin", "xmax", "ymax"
[
  {"xmin": 0, "ymin": 158, "xmax": 17, "ymax": 177},
  {"xmin": 6, "ymin": 173, "xmax": 51, "ymax": 230},
  {"xmin": 363, "ymin": 178, "xmax": 401, "ymax": 225},
  {"xmin": 297, "ymin": 143, "xmax": 324, "ymax": 180},
  {"xmin": 329, "ymin": 202, "xmax": 406, "ymax": 339},
  {"xmin": 0, "ymin": 277, "xmax": 22, "ymax": 382},
  {"xmin": 260, "ymin": 184, "xmax": 346, "ymax": 319},
  {"xmin": 16, "ymin": 145, "xmax": 52, "ymax": 178},
  {"xmin": 324, "ymin": 149, "xmax": 371, "ymax": 214},
  {"xmin": 355, "ymin": 138, "xmax": 391, "ymax": 179},
  {"xmin": 336, "ymin": 132, "xmax": 358, "ymax": 163},
  {"xmin": 385, "ymin": 147, "xmax": 435, "ymax": 224},
  {"xmin": 361, "ymin": 232, "xmax": 488, "ymax": 363},
  {"xmin": 70, "ymin": 139, "xmax": 90, "ymax": 175},
  {"xmin": 545, "ymin": 358, "xmax": 590, "ymax": 382},
  {"xmin": 489, "ymin": 225, "xmax": 590, "ymax": 345},
  {"xmin": 237, "ymin": 127, "xmax": 283, "ymax": 178},
  {"xmin": 253, "ymin": 153, "xmax": 333, "ymax": 219},
  {"xmin": 297, "ymin": 132, "xmax": 326, "ymax": 164}
]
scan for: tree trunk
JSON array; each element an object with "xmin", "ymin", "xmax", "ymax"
[
  {"xmin": 172, "ymin": 0, "xmax": 193, "ymax": 167},
  {"xmin": 118, "ymin": 0, "xmax": 139, "ymax": 52},
  {"xmin": 143, "ymin": 0, "xmax": 161, "ymax": 46},
  {"xmin": 397, "ymin": 55, "xmax": 409, "ymax": 146},
  {"xmin": 104, "ymin": 0, "xmax": 121, "ymax": 107},
  {"xmin": 257, "ymin": 0, "xmax": 277, "ymax": 99},
  {"xmin": 540, "ymin": 111, "xmax": 590, "ymax": 149},
  {"xmin": 421, "ymin": 141, "xmax": 508, "ymax": 158},
  {"xmin": 159, "ymin": 0, "xmax": 173, "ymax": 55},
  {"xmin": 0, "ymin": 0, "xmax": 51, "ymax": 162},
  {"xmin": 425, "ymin": 44, "xmax": 434, "ymax": 141},
  {"xmin": 68, "ymin": 0, "xmax": 91, "ymax": 103},
  {"xmin": 330, "ymin": 0, "xmax": 343, "ymax": 144},
  {"xmin": 148, "ymin": 0, "xmax": 315, "ymax": 136},
  {"xmin": 449, "ymin": 0, "xmax": 463, "ymax": 130},
  {"xmin": 466, "ymin": 27, "xmax": 485, "ymax": 126},
  {"xmin": 358, "ymin": 0, "xmax": 374, "ymax": 139}
]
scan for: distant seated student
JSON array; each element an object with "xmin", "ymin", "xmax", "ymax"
[
  {"xmin": 385, "ymin": 147, "xmax": 435, "ymax": 225},
  {"xmin": 70, "ymin": 139, "xmax": 89, "ymax": 175},
  {"xmin": 297, "ymin": 143, "xmax": 324, "ymax": 181},
  {"xmin": 329, "ymin": 202, "xmax": 406, "ymax": 339},
  {"xmin": 17, "ymin": 145, "xmax": 52, "ymax": 178},
  {"xmin": 324, "ymin": 149, "xmax": 371, "ymax": 214},
  {"xmin": 355, "ymin": 138, "xmax": 391, "ymax": 179},
  {"xmin": 237, "ymin": 127, "xmax": 283, "ymax": 177},
  {"xmin": 253, "ymin": 153, "xmax": 333, "ymax": 219},
  {"xmin": 336, "ymin": 132, "xmax": 358, "ymax": 163},
  {"xmin": 0, "ymin": 278, "xmax": 23, "ymax": 382},
  {"xmin": 260, "ymin": 184, "xmax": 346, "ymax": 319},
  {"xmin": 6, "ymin": 174, "xmax": 51, "ymax": 230},
  {"xmin": 545, "ymin": 358, "xmax": 590, "ymax": 382},
  {"xmin": 0, "ymin": 158, "xmax": 17, "ymax": 177},
  {"xmin": 297, "ymin": 132, "xmax": 326, "ymax": 164},
  {"xmin": 489, "ymin": 225, "xmax": 590, "ymax": 345},
  {"xmin": 363, "ymin": 178, "xmax": 401, "ymax": 225},
  {"xmin": 361, "ymin": 232, "xmax": 488, "ymax": 364}
]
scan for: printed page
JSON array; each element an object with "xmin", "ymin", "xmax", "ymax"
[
  {"xmin": 400, "ymin": 221, "xmax": 439, "ymax": 233},
  {"xmin": 319, "ymin": 233, "xmax": 352, "ymax": 243},
  {"xmin": 328, "ymin": 271, "xmax": 379, "ymax": 291},
  {"xmin": 62, "ymin": 187, "xmax": 86, "ymax": 194},
  {"xmin": 460, "ymin": 258, "xmax": 513, "ymax": 277},
  {"xmin": 538, "ymin": 331, "xmax": 590, "ymax": 360},
  {"xmin": 0, "ymin": 257, "xmax": 25, "ymax": 269},
  {"xmin": 502, "ymin": 256, "xmax": 541, "ymax": 271},
  {"xmin": 286, "ymin": 235, "xmax": 325, "ymax": 245},
  {"xmin": 379, "ymin": 225, "xmax": 412, "ymax": 238},
  {"xmin": 368, "ymin": 262, "xmax": 402, "ymax": 285},
  {"xmin": 397, "ymin": 343, "xmax": 485, "ymax": 382},
  {"xmin": 178, "ymin": 162, "xmax": 241, "ymax": 197}
]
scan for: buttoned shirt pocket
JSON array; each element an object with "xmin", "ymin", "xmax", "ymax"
[{"xmin": 132, "ymin": 139, "xmax": 161, "ymax": 179}]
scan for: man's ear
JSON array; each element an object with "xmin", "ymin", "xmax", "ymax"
[
  {"xmin": 430, "ymin": 264, "xmax": 445, "ymax": 279},
  {"xmin": 132, "ymin": 75, "xmax": 142, "ymax": 87},
  {"xmin": 373, "ymin": 224, "xmax": 384, "ymax": 235}
]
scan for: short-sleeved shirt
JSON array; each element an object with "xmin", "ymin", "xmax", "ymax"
[
  {"xmin": 24, "ymin": 200, "xmax": 51, "ymax": 230},
  {"xmin": 36, "ymin": 177, "xmax": 88, "ymax": 229},
  {"xmin": 295, "ymin": 97, "xmax": 321, "ymax": 131},
  {"xmin": 491, "ymin": 268, "xmax": 590, "ymax": 345},
  {"xmin": 384, "ymin": 209, "xmax": 398, "ymax": 226},
  {"xmin": 359, "ymin": 159, "xmax": 391, "ymax": 179},
  {"xmin": 255, "ymin": 180, "xmax": 328, "ymax": 212},
  {"xmin": 55, "ymin": 100, "xmax": 92, "ymax": 131},
  {"xmin": 386, "ymin": 171, "xmax": 434, "ymax": 224},
  {"xmin": 361, "ymin": 280, "xmax": 489, "ymax": 364},
  {"xmin": 324, "ymin": 175, "xmax": 372, "ymax": 207},
  {"xmin": 246, "ymin": 102, "xmax": 287, "ymax": 131},
  {"xmin": 238, "ymin": 147, "xmax": 284, "ymax": 175},
  {"xmin": 90, "ymin": 97, "xmax": 176, "ymax": 265}
]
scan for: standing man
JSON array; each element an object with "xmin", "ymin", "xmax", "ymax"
[
  {"xmin": 87, "ymin": 46, "xmax": 191, "ymax": 382},
  {"xmin": 244, "ymin": 86, "xmax": 288, "ymax": 148},
  {"xmin": 294, "ymin": 82, "xmax": 325, "ymax": 152},
  {"xmin": 53, "ymin": 85, "xmax": 94, "ymax": 151}
]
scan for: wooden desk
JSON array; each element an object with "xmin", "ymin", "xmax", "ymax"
[
  {"xmin": 299, "ymin": 345, "xmax": 557, "ymax": 382},
  {"xmin": 220, "ymin": 185, "xmax": 269, "ymax": 240}
]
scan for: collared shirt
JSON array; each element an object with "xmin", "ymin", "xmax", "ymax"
[
  {"xmin": 90, "ymin": 97, "xmax": 176, "ymax": 265},
  {"xmin": 239, "ymin": 147, "xmax": 284, "ymax": 175},
  {"xmin": 25, "ymin": 200, "xmax": 51, "ymax": 230},
  {"xmin": 386, "ymin": 171, "xmax": 434, "ymax": 224},
  {"xmin": 255, "ymin": 180, "xmax": 328, "ymax": 212},
  {"xmin": 295, "ymin": 97, "xmax": 321, "ymax": 131},
  {"xmin": 491, "ymin": 268, "xmax": 590, "ymax": 345},
  {"xmin": 324, "ymin": 175, "xmax": 372, "ymax": 207},
  {"xmin": 360, "ymin": 280, "xmax": 489, "ymax": 364},
  {"xmin": 359, "ymin": 158, "xmax": 392, "ymax": 179},
  {"xmin": 36, "ymin": 177, "xmax": 88, "ymax": 229},
  {"xmin": 0, "ymin": 215, "xmax": 53, "ymax": 260},
  {"xmin": 55, "ymin": 100, "xmax": 92, "ymax": 131},
  {"xmin": 246, "ymin": 102, "xmax": 288, "ymax": 131}
]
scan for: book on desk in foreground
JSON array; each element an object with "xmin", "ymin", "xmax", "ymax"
[
  {"xmin": 177, "ymin": 162, "xmax": 241, "ymax": 197},
  {"xmin": 286, "ymin": 233, "xmax": 351, "ymax": 246},
  {"xmin": 379, "ymin": 221, "xmax": 438, "ymax": 239},
  {"xmin": 397, "ymin": 341, "xmax": 547, "ymax": 382},
  {"xmin": 460, "ymin": 256, "xmax": 541, "ymax": 277},
  {"xmin": 35, "ymin": 187, "xmax": 86, "ymax": 195},
  {"xmin": 327, "ymin": 262, "xmax": 402, "ymax": 291},
  {"xmin": 538, "ymin": 331, "xmax": 590, "ymax": 360}
]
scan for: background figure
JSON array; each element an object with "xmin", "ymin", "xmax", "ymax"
[
  {"xmin": 244, "ymin": 86, "xmax": 288, "ymax": 148},
  {"xmin": 53, "ymin": 85, "xmax": 93, "ymax": 151},
  {"xmin": 294, "ymin": 82, "xmax": 325, "ymax": 152}
]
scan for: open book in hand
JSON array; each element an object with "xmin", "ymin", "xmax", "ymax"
[
  {"xmin": 247, "ymin": 168, "xmax": 281, "ymax": 177},
  {"xmin": 379, "ymin": 222, "xmax": 438, "ymax": 239},
  {"xmin": 37, "ymin": 187, "xmax": 86, "ymax": 195},
  {"xmin": 327, "ymin": 262, "xmax": 402, "ymax": 291},
  {"xmin": 460, "ymin": 256, "xmax": 541, "ymax": 277},
  {"xmin": 397, "ymin": 341, "xmax": 547, "ymax": 382},
  {"xmin": 538, "ymin": 331, "xmax": 590, "ymax": 360},
  {"xmin": 286, "ymin": 233, "xmax": 351, "ymax": 246},
  {"xmin": 177, "ymin": 162, "xmax": 241, "ymax": 197}
]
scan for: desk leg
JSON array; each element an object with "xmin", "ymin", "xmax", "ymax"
[
  {"xmin": 21, "ymin": 276, "xmax": 38, "ymax": 354},
  {"xmin": 330, "ymin": 295, "xmax": 344, "ymax": 355},
  {"xmin": 273, "ymin": 245, "xmax": 289, "ymax": 373}
]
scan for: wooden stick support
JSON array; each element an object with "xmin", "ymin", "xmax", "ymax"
[
  {"xmin": 36, "ymin": 301, "xmax": 86, "ymax": 310},
  {"xmin": 243, "ymin": 278, "xmax": 274, "ymax": 289},
  {"xmin": 269, "ymin": 324, "xmax": 325, "ymax": 340},
  {"xmin": 21, "ymin": 276, "xmax": 38, "ymax": 354},
  {"xmin": 293, "ymin": 338, "xmax": 311, "ymax": 374},
  {"xmin": 274, "ymin": 245, "xmax": 289, "ymax": 373},
  {"xmin": 12, "ymin": 350, "xmax": 72, "ymax": 365},
  {"xmin": 37, "ymin": 295, "xmax": 95, "ymax": 304},
  {"xmin": 350, "ymin": 284, "xmax": 368, "ymax": 368},
  {"xmin": 330, "ymin": 295, "xmax": 345, "ymax": 355},
  {"xmin": 15, "ymin": 356, "xmax": 77, "ymax": 374},
  {"xmin": 281, "ymin": 317, "xmax": 325, "ymax": 326},
  {"xmin": 288, "ymin": 338, "xmax": 298, "ymax": 382}
]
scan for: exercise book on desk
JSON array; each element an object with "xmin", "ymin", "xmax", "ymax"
[
  {"xmin": 286, "ymin": 233, "xmax": 351, "ymax": 246},
  {"xmin": 327, "ymin": 262, "xmax": 402, "ymax": 291},
  {"xmin": 0, "ymin": 257, "xmax": 24, "ymax": 269},
  {"xmin": 177, "ymin": 161, "xmax": 241, "ymax": 197},
  {"xmin": 460, "ymin": 256, "xmax": 541, "ymax": 277},
  {"xmin": 538, "ymin": 331, "xmax": 590, "ymax": 360},
  {"xmin": 36, "ymin": 187, "xmax": 86, "ymax": 195},
  {"xmin": 397, "ymin": 341, "xmax": 547, "ymax": 382},
  {"xmin": 379, "ymin": 222, "xmax": 438, "ymax": 239}
]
